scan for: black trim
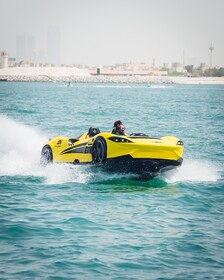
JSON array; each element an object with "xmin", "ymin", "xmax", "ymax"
[
  {"xmin": 68, "ymin": 138, "xmax": 79, "ymax": 146},
  {"xmin": 61, "ymin": 146, "xmax": 89, "ymax": 154},
  {"xmin": 104, "ymin": 155, "xmax": 183, "ymax": 174},
  {"xmin": 129, "ymin": 133, "xmax": 149, "ymax": 137},
  {"xmin": 60, "ymin": 141, "xmax": 89, "ymax": 155},
  {"xmin": 108, "ymin": 136, "xmax": 133, "ymax": 143},
  {"xmin": 129, "ymin": 136, "xmax": 161, "ymax": 139}
]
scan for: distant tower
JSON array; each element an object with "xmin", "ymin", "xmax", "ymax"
[
  {"xmin": 0, "ymin": 50, "xmax": 8, "ymax": 69},
  {"xmin": 183, "ymin": 50, "xmax": 185, "ymax": 69},
  {"xmin": 209, "ymin": 43, "xmax": 214, "ymax": 68},
  {"xmin": 152, "ymin": 58, "xmax": 155, "ymax": 68}
]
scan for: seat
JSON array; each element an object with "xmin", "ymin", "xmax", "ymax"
[
  {"xmin": 88, "ymin": 127, "xmax": 100, "ymax": 137},
  {"xmin": 111, "ymin": 128, "xmax": 117, "ymax": 134}
]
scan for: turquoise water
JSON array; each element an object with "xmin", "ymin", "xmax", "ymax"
[{"xmin": 0, "ymin": 82, "xmax": 224, "ymax": 279}]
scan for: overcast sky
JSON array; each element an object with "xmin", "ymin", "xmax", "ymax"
[{"xmin": 0, "ymin": 0, "xmax": 223, "ymax": 66}]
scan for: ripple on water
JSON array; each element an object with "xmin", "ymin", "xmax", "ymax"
[{"xmin": 0, "ymin": 84, "xmax": 224, "ymax": 279}]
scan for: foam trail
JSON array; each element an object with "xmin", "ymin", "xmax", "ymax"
[
  {"xmin": 163, "ymin": 159, "xmax": 221, "ymax": 183},
  {"xmin": 0, "ymin": 116, "xmax": 46, "ymax": 176},
  {"xmin": 42, "ymin": 164, "xmax": 92, "ymax": 185},
  {"xmin": 0, "ymin": 116, "xmax": 90, "ymax": 184},
  {"xmin": 150, "ymin": 85, "xmax": 170, "ymax": 88}
]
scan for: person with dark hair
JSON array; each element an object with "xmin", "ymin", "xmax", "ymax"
[{"xmin": 112, "ymin": 120, "xmax": 126, "ymax": 136}]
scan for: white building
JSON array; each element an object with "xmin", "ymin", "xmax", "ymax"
[
  {"xmin": 0, "ymin": 50, "xmax": 8, "ymax": 69},
  {"xmin": 171, "ymin": 62, "xmax": 184, "ymax": 73}
]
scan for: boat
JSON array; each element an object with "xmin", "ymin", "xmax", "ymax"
[{"xmin": 40, "ymin": 127, "xmax": 183, "ymax": 179}]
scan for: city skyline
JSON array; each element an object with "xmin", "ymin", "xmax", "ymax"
[{"xmin": 0, "ymin": 0, "xmax": 224, "ymax": 67}]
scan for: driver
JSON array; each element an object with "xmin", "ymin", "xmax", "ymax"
[{"xmin": 112, "ymin": 120, "xmax": 126, "ymax": 136}]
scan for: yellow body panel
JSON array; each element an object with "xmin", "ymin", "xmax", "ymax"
[
  {"xmin": 105, "ymin": 135, "xmax": 183, "ymax": 161},
  {"xmin": 47, "ymin": 135, "xmax": 92, "ymax": 163},
  {"xmin": 45, "ymin": 132, "xmax": 183, "ymax": 163}
]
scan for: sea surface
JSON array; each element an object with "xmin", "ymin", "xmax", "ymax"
[{"xmin": 0, "ymin": 82, "xmax": 224, "ymax": 279}]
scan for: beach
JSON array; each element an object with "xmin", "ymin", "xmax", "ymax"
[{"xmin": 0, "ymin": 67, "xmax": 224, "ymax": 84}]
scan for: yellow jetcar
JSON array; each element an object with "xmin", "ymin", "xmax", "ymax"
[{"xmin": 41, "ymin": 127, "xmax": 183, "ymax": 178}]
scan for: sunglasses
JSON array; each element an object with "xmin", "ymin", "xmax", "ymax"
[{"xmin": 119, "ymin": 127, "xmax": 125, "ymax": 131}]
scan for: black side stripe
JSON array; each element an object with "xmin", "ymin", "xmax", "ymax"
[
  {"xmin": 60, "ymin": 141, "xmax": 89, "ymax": 155},
  {"xmin": 61, "ymin": 146, "xmax": 86, "ymax": 154}
]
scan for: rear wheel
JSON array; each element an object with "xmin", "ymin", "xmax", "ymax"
[
  {"xmin": 91, "ymin": 137, "xmax": 107, "ymax": 164},
  {"xmin": 40, "ymin": 145, "xmax": 53, "ymax": 166}
]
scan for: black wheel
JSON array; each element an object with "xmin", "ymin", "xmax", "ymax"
[
  {"xmin": 40, "ymin": 145, "xmax": 53, "ymax": 166},
  {"xmin": 91, "ymin": 137, "xmax": 107, "ymax": 164}
]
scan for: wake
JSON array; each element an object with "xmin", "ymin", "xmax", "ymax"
[{"xmin": 162, "ymin": 159, "xmax": 221, "ymax": 183}]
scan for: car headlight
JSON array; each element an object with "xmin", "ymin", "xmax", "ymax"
[{"xmin": 177, "ymin": 140, "xmax": 183, "ymax": 146}]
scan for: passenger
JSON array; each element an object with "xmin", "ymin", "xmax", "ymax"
[{"xmin": 112, "ymin": 120, "xmax": 126, "ymax": 136}]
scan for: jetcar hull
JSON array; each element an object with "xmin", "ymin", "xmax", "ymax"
[{"xmin": 41, "ymin": 131, "xmax": 183, "ymax": 178}]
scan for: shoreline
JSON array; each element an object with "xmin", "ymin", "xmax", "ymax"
[
  {"xmin": 0, "ymin": 67, "xmax": 224, "ymax": 84},
  {"xmin": 1, "ymin": 76, "xmax": 224, "ymax": 85}
]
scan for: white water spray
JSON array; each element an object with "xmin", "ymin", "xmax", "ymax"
[
  {"xmin": 0, "ymin": 116, "xmax": 90, "ymax": 184},
  {"xmin": 0, "ymin": 115, "xmax": 46, "ymax": 176},
  {"xmin": 163, "ymin": 159, "xmax": 221, "ymax": 183}
]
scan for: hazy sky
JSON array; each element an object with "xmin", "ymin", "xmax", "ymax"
[{"xmin": 0, "ymin": 0, "xmax": 224, "ymax": 66}]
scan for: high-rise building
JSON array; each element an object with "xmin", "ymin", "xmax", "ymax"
[
  {"xmin": 16, "ymin": 35, "xmax": 37, "ymax": 63},
  {"xmin": 47, "ymin": 26, "xmax": 61, "ymax": 65},
  {"xmin": 16, "ymin": 36, "xmax": 26, "ymax": 62},
  {"xmin": 27, "ymin": 36, "xmax": 36, "ymax": 62}
]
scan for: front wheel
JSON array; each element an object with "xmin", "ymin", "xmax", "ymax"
[
  {"xmin": 40, "ymin": 145, "xmax": 53, "ymax": 166},
  {"xmin": 91, "ymin": 137, "xmax": 107, "ymax": 164}
]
